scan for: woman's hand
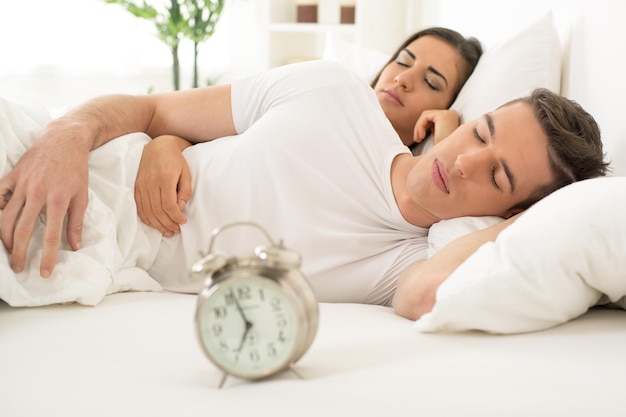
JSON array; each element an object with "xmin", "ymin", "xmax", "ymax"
[
  {"xmin": 413, "ymin": 109, "xmax": 460, "ymax": 146},
  {"xmin": 135, "ymin": 135, "xmax": 193, "ymax": 236}
]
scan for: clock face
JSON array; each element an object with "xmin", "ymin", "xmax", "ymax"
[{"xmin": 196, "ymin": 274, "xmax": 301, "ymax": 379}]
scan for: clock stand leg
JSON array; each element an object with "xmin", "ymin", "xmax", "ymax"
[
  {"xmin": 289, "ymin": 364, "xmax": 304, "ymax": 380},
  {"xmin": 218, "ymin": 372, "xmax": 229, "ymax": 389}
]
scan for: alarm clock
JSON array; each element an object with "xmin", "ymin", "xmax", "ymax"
[{"xmin": 190, "ymin": 221, "xmax": 319, "ymax": 388}]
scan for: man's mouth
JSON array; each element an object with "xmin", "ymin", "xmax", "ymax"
[{"xmin": 431, "ymin": 159, "xmax": 449, "ymax": 194}]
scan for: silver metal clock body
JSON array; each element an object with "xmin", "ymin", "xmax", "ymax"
[{"xmin": 192, "ymin": 222, "xmax": 319, "ymax": 382}]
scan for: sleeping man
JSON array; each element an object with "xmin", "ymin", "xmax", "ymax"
[{"xmin": 0, "ymin": 60, "xmax": 609, "ymax": 317}]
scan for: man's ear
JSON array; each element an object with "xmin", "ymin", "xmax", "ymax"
[{"xmin": 503, "ymin": 208, "xmax": 525, "ymax": 219}]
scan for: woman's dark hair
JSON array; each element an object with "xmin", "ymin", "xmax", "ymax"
[{"xmin": 370, "ymin": 27, "xmax": 483, "ymax": 105}]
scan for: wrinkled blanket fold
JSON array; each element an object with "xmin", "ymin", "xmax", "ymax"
[{"xmin": 0, "ymin": 97, "xmax": 163, "ymax": 307}]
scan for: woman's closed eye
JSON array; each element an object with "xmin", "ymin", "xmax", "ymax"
[
  {"xmin": 395, "ymin": 51, "xmax": 414, "ymax": 68},
  {"xmin": 425, "ymin": 77, "xmax": 441, "ymax": 91},
  {"xmin": 395, "ymin": 49, "xmax": 444, "ymax": 91}
]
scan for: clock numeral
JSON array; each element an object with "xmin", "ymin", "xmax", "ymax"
[
  {"xmin": 270, "ymin": 297, "xmax": 282, "ymax": 312},
  {"xmin": 219, "ymin": 340, "xmax": 229, "ymax": 352},
  {"xmin": 224, "ymin": 292, "xmax": 235, "ymax": 306},
  {"xmin": 278, "ymin": 330, "xmax": 286, "ymax": 343},
  {"xmin": 212, "ymin": 323, "xmax": 223, "ymax": 337},
  {"xmin": 267, "ymin": 343, "xmax": 277, "ymax": 357},
  {"xmin": 249, "ymin": 350, "xmax": 261, "ymax": 362},
  {"xmin": 237, "ymin": 285, "xmax": 252, "ymax": 300},
  {"xmin": 258, "ymin": 289, "xmax": 265, "ymax": 302},
  {"xmin": 213, "ymin": 305, "xmax": 227, "ymax": 319},
  {"xmin": 276, "ymin": 316, "xmax": 288, "ymax": 328}
]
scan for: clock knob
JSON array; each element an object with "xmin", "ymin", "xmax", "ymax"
[
  {"xmin": 254, "ymin": 245, "xmax": 302, "ymax": 270},
  {"xmin": 189, "ymin": 251, "xmax": 230, "ymax": 281}
]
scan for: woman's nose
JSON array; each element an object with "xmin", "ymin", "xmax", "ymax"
[{"xmin": 394, "ymin": 71, "xmax": 413, "ymax": 91}]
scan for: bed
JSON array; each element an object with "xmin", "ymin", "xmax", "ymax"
[
  {"xmin": 2, "ymin": 2, "xmax": 626, "ymax": 416},
  {"xmin": 2, "ymin": 293, "xmax": 626, "ymax": 416}
]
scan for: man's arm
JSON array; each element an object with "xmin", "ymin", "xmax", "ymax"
[
  {"xmin": 393, "ymin": 216, "xmax": 517, "ymax": 320},
  {"xmin": 0, "ymin": 84, "xmax": 235, "ymax": 277}
]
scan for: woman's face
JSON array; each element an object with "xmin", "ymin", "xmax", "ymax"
[{"xmin": 373, "ymin": 36, "xmax": 465, "ymax": 146}]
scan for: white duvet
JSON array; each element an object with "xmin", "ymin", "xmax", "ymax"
[{"xmin": 0, "ymin": 98, "xmax": 163, "ymax": 307}]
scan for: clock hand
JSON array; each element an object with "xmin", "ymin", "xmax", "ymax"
[
  {"xmin": 231, "ymin": 289, "xmax": 253, "ymax": 358},
  {"xmin": 236, "ymin": 320, "xmax": 253, "ymax": 358},
  {"xmin": 231, "ymin": 288, "xmax": 251, "ymax": 325}
]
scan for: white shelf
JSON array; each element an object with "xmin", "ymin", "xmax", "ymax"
[
  {"xmin": 269, "ymin": 23, "xmax": 356, "ymax": 34},
  {"xmin": 263, "ymin": 0, "xmax": 410, "ymax": 69},
  {"xmin": 264, "ymin": 0, "xmax": 360, "ymax": 68}
]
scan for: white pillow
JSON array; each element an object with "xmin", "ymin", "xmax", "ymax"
[
  {"xmin": 322, "ymin": 31, "xmax": 390, "ymax": 83},
  {"xmin": 450, "ymin": 11, "xmax": 561, "ymax": 124},
  {"xmin": 414, "ymin": 176, "xmax": 626, "ymax": 334},
  {"xmin": 427, "ymin": 216, "xmax": 503, "ymax": 257},
  {"xmin": 411, "ymin": 11, "xmax": 561, "ymax": 155}
]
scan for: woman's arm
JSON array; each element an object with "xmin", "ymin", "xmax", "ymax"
[
  {"xmin": 135, "ymin": 135, "xmax": 193, "ymax": 236},
  {"xmin": 393, "ymin": 216, "xmax": 517, "ymax": 320},
  {"xmin": 0, "ymin": 84, "xmax": 235, "ymax": 277}
]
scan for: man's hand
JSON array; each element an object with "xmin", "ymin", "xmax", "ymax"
[
  {"xmin": 0, "ymin": 123, "xmax": 90, "ymax": 278},
  {"xmin": 393, "ymin": 215, "xmax": 518, "ymax": 320},
  {"xmin": 0, "ymin": 86, "xmax": 235, "ymax": 277},
  {"xmin": 134, "ymin": 135, "xmax": 192, "ymax": 236},
  {"xmin": 413, "ymin": 109, "xmax": 460, "ymax": 145}
]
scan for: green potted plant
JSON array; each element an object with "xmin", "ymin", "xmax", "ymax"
[
  {"xmin": 184, "ymin": 0, "xmax": 225, "ymax": 88},
  {"xmin": 105, "ymin": 0, "xmax": 226, "ymax": 90}
]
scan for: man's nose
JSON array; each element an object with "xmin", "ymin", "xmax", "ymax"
[{"xmin": 454, "ymin": 149, "xmax": 492, "ymax": 177}]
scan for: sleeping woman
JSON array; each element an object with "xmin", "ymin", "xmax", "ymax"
[{"xmin": 136, "ymin": 27, "xmax": 484, "ymax": 237}]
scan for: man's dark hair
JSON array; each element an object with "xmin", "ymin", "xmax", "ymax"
[{"xmin": 507, "ymin": 87, "xmax": 610, "ymax": 212}]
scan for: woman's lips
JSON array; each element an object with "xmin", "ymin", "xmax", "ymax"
[
  {"xmin": 382, "ymin": 89, "xmax": 403, "ymax": 106},
  {"xmin": 431, "ymin": 159, "xmax": 450, "ymax": 194}
]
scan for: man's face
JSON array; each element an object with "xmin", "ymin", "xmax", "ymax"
[{"xmin": 406, "ymin": 101, "xmax": 553, "ymax": 221}]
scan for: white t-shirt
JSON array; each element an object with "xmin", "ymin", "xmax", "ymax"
[{"xmin": 149, "ymin": 60, "xmax": 429, "ymax": 305}]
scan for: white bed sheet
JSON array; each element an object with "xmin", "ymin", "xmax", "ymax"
[{"xmin": 2, "ymin": 291, "xmax": 625, "ymax": 417}]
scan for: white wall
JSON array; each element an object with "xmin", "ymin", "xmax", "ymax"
[
  {"xmin": 1, "ymin": 0, "xmax": 621, "ymax": 113},
  {"xmin": 0, "ymin": 0, "xmax": 239, "ymax": 110},
  {"xmin": 415, "ymin": 0, "xmax": 586, "ymax": 47}
]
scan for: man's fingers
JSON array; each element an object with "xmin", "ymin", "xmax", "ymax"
[
  {"xmin": 138, "ymin": 184, "xmax": 176, "ymax": 236},
  {"xmin": 8, "ymin": 200, "xmax": 41, "ymax": 274},
  {"xmin": 176, "ymin": 162, "xmax": 192, "ymax": 221},
  {"xmin": 0, "ymin": 188, "xmax": 13, "ymax": 210},
  {"xmin": 38, "ymin": 195, "xmax": 72, "ymax": 277},
  {"xmin": 0, "ymin": 193, "xmax": 20, "ymax": 252},
  {"xmin": 66, "ymin": 196, "xmax": 88, "ymax": 252},
  {"xmin": 136, "ymin": 187, "xmax": 164, "ymax": 233},
  {"xmin": 0, "ymin": 174, "xmax": 17, "ymax": 248},
  {"xmin": 155, "ymin": 185, "xmax": 180, "ymax": 235}
]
